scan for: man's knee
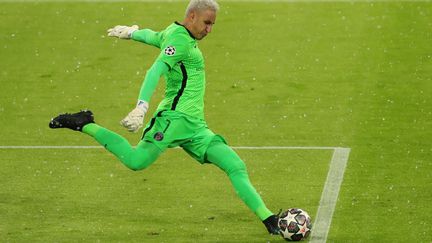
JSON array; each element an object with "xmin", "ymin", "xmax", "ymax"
[
  {"xmin": 206, "ymin": 138, "xmax": 248, "ymax": 176},
  {"xmin": 127, "ymin": 161, "xmax": 149, "ymax": 171},
  {"xmin": 123, "ymin": 157, "xmax": 151, "ymax": 171},
  {"xmin": 218, "ymin": 147, "xmax": 247, "ymax": 176},
  {"xmin": 225, "ymin": 158, "xmax": 247, "ymax": 176},
  {"xmin": 122, "ymin": 149, "xmax": 159, "ymax": 171}
]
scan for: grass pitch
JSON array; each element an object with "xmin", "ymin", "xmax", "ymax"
[{"xmin": 1, "ymin": 1, "xmax": 431, "ymax": 242}]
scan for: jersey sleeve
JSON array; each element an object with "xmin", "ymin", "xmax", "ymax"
[
  {"xmin": 137, "ymin": 60, "xmax": 170, "ymax": 102},
  {"xmin": 156, "ymin": 35, "xmax": 190, "ymax": 69},
  {"xmin": 131, "ymin": 29, "xmax": 161, "ymax": 48}
]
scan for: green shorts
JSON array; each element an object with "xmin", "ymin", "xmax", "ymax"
[{"xmin": 141, "ymin": 110, "xmax": 226, "ymax": 163}]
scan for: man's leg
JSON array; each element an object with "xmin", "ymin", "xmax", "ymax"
[
  {"xmin": 205, "ymin": 139, "xmax": 280, "ymax": 234},
  {"xmin": 83, "ymin": 123, "xmax": 161, "ymax": 171},
  {"xmin": 49, "ymin": 110, "xmax": 161, "ymax": 171}
]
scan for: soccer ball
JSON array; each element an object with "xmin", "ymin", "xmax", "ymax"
[{"xmin": 278, "ymin": 208, "xmax": 312, "ymax": 241}]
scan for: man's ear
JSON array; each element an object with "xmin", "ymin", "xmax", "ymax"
[{"xmin": 189, "ymin": 11, "xmax": 196, "ymax": 22}]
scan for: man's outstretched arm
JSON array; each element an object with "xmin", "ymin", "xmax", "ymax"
[
  {"xmin": 131, "ymin": 29, "xmax": 161, "ymax": 48},
  {"xmin": 120, "ymin": 60, "xmax": 169, "ymax": 132},
  {"xmin": 107, "ymin": 25, "xmax": 161, "ymax": 48},
  {"xmin": 137, "ymin": 60, "xmax": 169, "ymax": 103}
]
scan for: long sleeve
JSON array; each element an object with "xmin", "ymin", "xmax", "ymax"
[
  {"xmin": 131, "ymin": 29, "xmax": 161, "ymax": 48},
  {"xmin": 138, "ymin": 60, "xmax": 170, "ymax": 102}
]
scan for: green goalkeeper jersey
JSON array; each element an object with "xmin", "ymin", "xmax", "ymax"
[{"xmin": 132, "ymin": 22, "xmax": 206, "ymax": 120}]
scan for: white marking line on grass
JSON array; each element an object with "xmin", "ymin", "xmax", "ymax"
[
  {"xmin": 0, "ymin": 145, "xmax": 350, "ymax": 241},
  {"xmin": 310, "ymin": 147, "xmax": 351, "ymax": 243},
  {"xmin": 0, "ymin": 0, "xmax": 430, "ymax": 2},
  {"xmin": 0, "ymin": 145, "xmax": 340, "ymax": 150},
  {"xmin": 0, "ymin": 145, "xmax": 103, "ymax": 149}
]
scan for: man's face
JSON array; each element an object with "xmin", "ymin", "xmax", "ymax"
[{"xmin": 189, "ymin": 9, "xmax": 216, "ymax": 40}]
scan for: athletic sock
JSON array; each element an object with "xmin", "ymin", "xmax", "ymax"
[
  {"xmin": 206, "ymin": 142, "xmax": 273, "ymax": 221},
  {"xmin": 82, "ymin": 123, "xmax": 100, "ymax": 136}
]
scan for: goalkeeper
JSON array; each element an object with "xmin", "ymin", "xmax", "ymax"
[{"xmin": 49, "ymin": 0, "xmax": 280, "ymax": 235}]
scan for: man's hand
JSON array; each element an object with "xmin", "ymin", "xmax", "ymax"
[
  {"xmin": 120, "ymin": 100, "xmax": 149, "ymax": 132},
  {"xmin": 107, "ymin": 25, "xmax": 139, "ymax": 39}
]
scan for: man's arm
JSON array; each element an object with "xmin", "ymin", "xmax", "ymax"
[
  {"xmin": 107, "ymin": 25, "xmax": 161, "ymax": 48},
  {"xmin": 138, "ymin": 60, "xmax": 169, "ymax": 102},
  {"xmin": 120, "ymin": 60, "xmax": 170, "ymax": 132},
  {"xmin": 131, "ymin": 29, "xmax": 161, "ymax": 48}
]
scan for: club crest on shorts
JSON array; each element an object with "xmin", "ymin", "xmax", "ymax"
[
  {"xmin": 154, "ymin": 131, "xmax": 164, "ymax": 141},
  {"xmin": 164, "ymin": 46, "xmax": 176, "ymax": 56}
]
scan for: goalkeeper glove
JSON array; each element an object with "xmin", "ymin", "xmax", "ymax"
[
  {"xmin": 120, "ymin": 100, "xmax": 149, "ymax": 132},
  {"xmin": 107, "ymin": 25, "xmax": 139, "ymax": 39}
]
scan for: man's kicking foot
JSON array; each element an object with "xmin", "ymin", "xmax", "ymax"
[
  {"xmin": 49, "ymin": 110, "xmax": 94, "ymax": 131},
  {"xmin": 263, "ymin": 214, "xmax": 282, "ymax": 235}
]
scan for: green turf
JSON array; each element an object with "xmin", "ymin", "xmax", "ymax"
[
  {"xmin": 0, "ymin": 149, "xmax": 331, "ymax": 242},
  {"xmin": 0, "ymin": 1, "xmax": 431, "ymax": 242}
]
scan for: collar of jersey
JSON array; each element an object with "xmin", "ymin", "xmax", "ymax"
[{"xmin": 174, "ymin": 21, "xmax": 196, "ymax": 40}]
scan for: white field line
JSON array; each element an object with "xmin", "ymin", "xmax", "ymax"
[
  {"xmin": 0, "ymin": 0, "xmax": 430, "ymax": 2},
  {"xmin": 310, "ymin": 147, "xmax": 351, "ymax": 243},
  {"xmin": 0, "ymin": 145, "xmax": 340, "ymax": 150},
  {"xmin": 0, "ymin": 145, "xmax": 350, "ymax": 242}
]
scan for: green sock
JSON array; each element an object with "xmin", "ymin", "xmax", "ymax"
[
  {"xmin": 206, "ymin": 142, "xmax": 273, "ymax": 221},
  {"xmin": 82, "ymin": 123, "xmax": 99, "ymax": 136}
]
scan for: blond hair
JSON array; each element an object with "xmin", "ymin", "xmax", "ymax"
[{"xmin": 185, "ymin": 0, "xmax": 219, "ymax": 16}]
